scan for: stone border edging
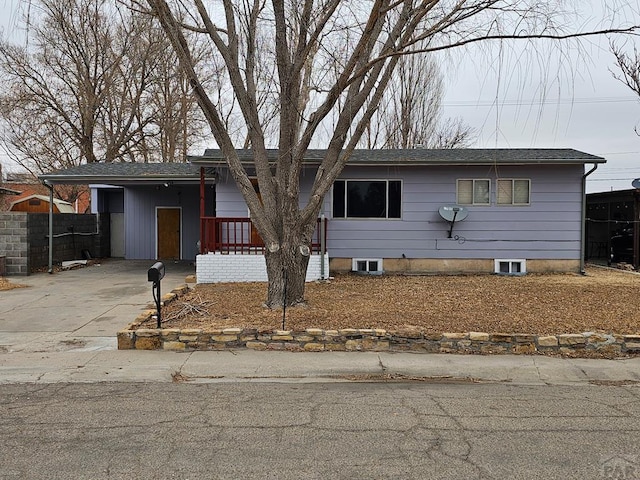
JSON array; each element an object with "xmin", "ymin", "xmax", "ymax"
[{"xmin": 117, "ymin": 285, "xmax": 640, "ymax": 357}]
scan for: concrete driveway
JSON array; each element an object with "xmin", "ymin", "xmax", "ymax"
[{"xmin": 0, "ymin": 259, "xmax": 194, "ymax": 353}]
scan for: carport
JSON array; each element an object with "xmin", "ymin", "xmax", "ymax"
[{"xmin": 39, "ymin": 163, "xmax": 216, "ymax": 272}]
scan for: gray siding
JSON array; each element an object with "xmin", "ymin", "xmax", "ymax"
[
  {"xmin": 215, "ymin": 169, "xmax": 319, "ymax": 216},
  {"xmin": 329, "ymin": 164, "xmax": 583, "ymax": 260},
  {"xmin": 123, "ymin": 185, "xmax": 200, "ymax": 261},
  {"xmin": 213, "ymin": 163, "xmax": 584, "ymax": 261}
]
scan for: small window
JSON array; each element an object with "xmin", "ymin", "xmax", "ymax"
[
  {"xmin": 494, "ymin": 259, "xmax": 526, "ymax": 275},
  {"xmin": 352, "ymin": 258, "xmax": 383, "ymax": 274},
  {"xmin": 457, "ymin": 179, "xmax": 490, "ymax": 205},
  {"xmin": 333, "ymin": 180, "xmax": 401, "ymax": 219},
  {"xmin": 497, "ymin": 179, "xmax": 530, "ymax": 205},
  {"xmin": 29, "ymin": 198, "xmax": 41, "ymax": 206}
]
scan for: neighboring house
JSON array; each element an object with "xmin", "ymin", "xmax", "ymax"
[
  {"xmin": 586, "ymin": 188, "xmax": 640, "ymax": 267},
  {"xmin": 0, "ymin": 181, "xmax": 91, "ymax": 213},
  {"xmin": 39, "ymin": 149, "xmax": 605, "ymax": 281},
  {"xmin": 9, "ymin": 194, "xmax": 75, "ymax": 214},
  {"xmin": 0, "ymin": 186, "xmax": 22, "ymax": 209}
]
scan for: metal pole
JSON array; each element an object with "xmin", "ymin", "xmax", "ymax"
[
  {"xmin": 282, "ymin": 269, "xmax": 287, "ymax": 330},
  {"xmin": 199, "ymin": 167, "xmax": 205, "ymax": 254},
  {"xmin": 581, "ymin": 163, "xmax": 598, "ymax": 274},
  {"xmin": 320, "ymin": 214, "xmax": 326, "ymax": 280},
  {"xmin": 155, "ymin": 281, "xmax": 162, "ymax": 328},
  {"xmin": 46, "ymin": 181, "xmax": 54, "ymax": 274}
]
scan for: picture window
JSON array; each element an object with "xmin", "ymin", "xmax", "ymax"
[{"xmin": 333, "ymin": 180, "xmax": 401, "ymax": 219}]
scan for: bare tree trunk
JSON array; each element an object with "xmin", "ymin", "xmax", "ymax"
[{"xmin": 265, "ymin": 246, "xmax": 310, "ymax": 308}]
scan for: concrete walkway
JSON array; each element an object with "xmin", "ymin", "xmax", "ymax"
[{"xmin": 1, "ymin": 259, "xmax": 640, "ymax": 386}]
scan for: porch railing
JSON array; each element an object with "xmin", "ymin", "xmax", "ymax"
[{"xmin": 200, "ymin": 217, "xmax": 327, "ymax": 254}]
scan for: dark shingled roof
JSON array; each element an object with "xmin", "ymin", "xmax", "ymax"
[
  {"xmin": 39, "ymin": 162, "xmax": 202, "ymax": 184},
  {"xmin": 39, "ymin": 149, "xmax": 605, "ymax": 184},
  {"xmin": 192, "ymin": 148, "xmax": 605, "ymax": 165}
]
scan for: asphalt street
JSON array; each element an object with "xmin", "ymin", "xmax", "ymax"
[
  {"xmin": 1, "ymin": 381, "xmax": 639, "ymax": 479},
  {"xmin": 2, "ymin": 260, "xmax": 640, "ymax": 479}
]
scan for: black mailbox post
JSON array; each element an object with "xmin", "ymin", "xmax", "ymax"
[{"xmin": 148, "ymin": 262, "xmax": 165, "ymax": 328}]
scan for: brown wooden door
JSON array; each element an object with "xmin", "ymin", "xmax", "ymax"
[
  {"xmin": 157, "ymin": 208, "xmax": 181, "ymax": 259},
  {"xmin": 250, "ymin": 179, "xmax": 264, "ymax": 248}
]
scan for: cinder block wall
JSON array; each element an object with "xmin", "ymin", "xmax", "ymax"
[
  {"xmin": 0, "ymin": 212, "xmax": 110, "ymax": 276},
  {"xmin": 196, "ymin": 253, "xmax": 330, "ymax": 283},
  {"xmin": 0, "ymin": 212, "xmax": 29, "ymax": 275}
]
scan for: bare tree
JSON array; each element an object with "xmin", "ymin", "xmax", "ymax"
[
  {"xmin": 0, "ymin": 0, "xmax": 207, "ymax": 178},
  {"xmin": 363, "ymin": 51, "xmax": 474, "ymax": 149},
  {"xmin": 135, "ymin": 16, "xmax": 210, "ymax": 162},
  {"xmin": 611, "ymin": 41, "xmax": 640, "ymax": 134},
  {"xmin": 142, "ymin": 0, "xmax": 638, "ymax": 307}
]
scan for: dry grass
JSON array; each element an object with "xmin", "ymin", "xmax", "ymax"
[
  {"xmin": 153, "ymin": 266, "xmax": 640, "ymax": 335},
  {"xmin": 0, "ymin": 277, "xmax": 27, "ymax": 291}
]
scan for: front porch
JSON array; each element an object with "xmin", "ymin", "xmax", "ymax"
[
  {"xmin": 198, "ymin": 216, "xmax": 328, "ymax": 255},
  {"xmin": 195, "ymin": 167, "xmax": 330, "ymax": 283},
  {"xmin": 196, "ymin": 217, "xmax": 329, "ymax": 283}
]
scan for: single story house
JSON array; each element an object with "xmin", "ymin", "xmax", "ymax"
[{"xmin": 39, "ymin": 148, "xmax": 605, "ymax": 281}]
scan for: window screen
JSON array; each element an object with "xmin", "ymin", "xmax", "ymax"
[
  {"xmin": 457, "ymin": 179, "xmax": 490, "ymax": 205},
  {"xmin": 497, "ymin": 179, "xmax": 530, "ymax": 205}
]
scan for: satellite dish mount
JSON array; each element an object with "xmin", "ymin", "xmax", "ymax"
[{"xmin": 438, "ymin": 205, "xmax": 469, "ymax": 238}]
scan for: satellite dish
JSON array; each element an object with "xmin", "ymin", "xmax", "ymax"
[
  {"xmin": 438, "ymin": 205, "xmax": 469, "ymax": 238},
  {"xmin": 438, "ymin": 205, "xmax": 469, "ymax": 222},
  {"xmin": 632, "ymin": 178, "xmax": 640, "ymax": 189}
]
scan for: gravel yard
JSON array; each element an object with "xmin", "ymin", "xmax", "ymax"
[{"xmin": 155, "ymin": 265, "xmax": 640, "ymax": 335}]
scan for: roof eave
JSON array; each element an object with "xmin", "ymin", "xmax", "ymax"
[
  {"xmin": 39, "ymin": 175, "xmax": 207, "ymax": 185},
  {"xmin": 188, "ymin": 158, "xmax": 607, "ymax": 167}
]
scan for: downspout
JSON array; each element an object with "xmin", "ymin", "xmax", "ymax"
[
  {"xmin": 320, "ymin": 214, "xmax": 326, "ymax": 280},
  {"xmin": 581, "ymin": 163, "xmax": 599, "ymax": 274},
  {"xmin": 44, "ymin": 180, "xmax": 54, "ymax": 274}
]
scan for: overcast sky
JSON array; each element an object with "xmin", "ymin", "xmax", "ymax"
[
  {"xmin": 0, "ymin": 0, "xmax": 639, "ymax": 193},
  {"xmin": 442, "ymin": 32, "xmax": 640, "ymax": 194}
]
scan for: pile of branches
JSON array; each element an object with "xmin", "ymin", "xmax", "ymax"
[{"xmin": 162, "ymin": 294, "xmax": 214, "ymax": 323}]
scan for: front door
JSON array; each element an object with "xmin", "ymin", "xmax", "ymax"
[{"xmin": 157, "ymin": 207, "xmax": 181, "ymax": 259}]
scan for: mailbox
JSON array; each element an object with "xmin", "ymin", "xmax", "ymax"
[
  {"xmin": 147, "ymin": 261, "xmax": 165, "ymax": 328},
  {"xmin": 148, "ymin": 262, "xmax": 165, "ymax": 283}
]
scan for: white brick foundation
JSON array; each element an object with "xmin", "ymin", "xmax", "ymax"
[{"xmin": 196, "ymin": 252, "xmax": 330, "ymax": 283}]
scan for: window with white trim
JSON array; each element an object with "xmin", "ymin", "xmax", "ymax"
[
  {"xmin": 352, "ymin": 258, "xmax": 383, "ymax": 274},
  {"xmin": 333, "ymin": 180, "xmax": 401, "ymax": 219},
  {"xmin": 457, "ymin": 179, "xmax": 490, "ymax": 205},
  {"xmin": 494, "ymin": 259, "xmax": 527, "ymax": 275},
  {"xmin": 497, "ymin": 179, "xmax": 530, "ymax": 205}
]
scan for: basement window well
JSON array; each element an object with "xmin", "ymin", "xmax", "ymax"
[
  {"xmin": 494, "ymin": 259, "xmax": 526, "ymax": 275},
  {"xmin": 352, "ymin": 258, "xmax": 383, "ymax": 275}
]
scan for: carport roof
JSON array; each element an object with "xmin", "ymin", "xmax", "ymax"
[
  {"xmin": 39, "ymin": 162, "xmax": 204, "ymax": 185},
  {"xmin": 190, "ymin": 148, "xmax": 606, "ymax": 166}
]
